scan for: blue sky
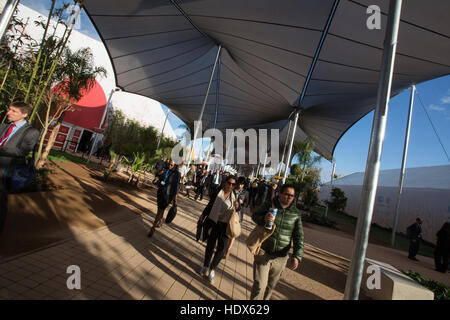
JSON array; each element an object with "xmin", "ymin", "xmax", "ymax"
[
  {"xmin": 22, "ymin": 0, "xmax": 450, "ymax": 182},
  {"xmin": 319, "ymin": 75, "xmax": 450, "ymax": 182}
]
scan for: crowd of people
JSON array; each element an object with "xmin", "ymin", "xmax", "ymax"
[{"xmin": 149, "ymin": 157, "xmax": 304, "ymax": 298}]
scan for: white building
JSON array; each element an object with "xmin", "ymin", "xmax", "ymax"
[
  {"xmin": 319, "ymin": 165, "xmax": 450, "ymax": 243},
  {"xmin": 1, "ymin": 1, "xmax": 177, "ymax": 144}
]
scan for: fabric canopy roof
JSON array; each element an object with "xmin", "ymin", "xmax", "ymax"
[{"xmin": 84, "ymin": 0, "xmax": 450, "ymax": 160}]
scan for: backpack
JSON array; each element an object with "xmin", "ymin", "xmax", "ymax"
[{"xmin": 406, "ymin": 224, "xmax": 415, "ymax": 238}]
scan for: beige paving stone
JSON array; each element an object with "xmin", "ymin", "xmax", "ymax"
[
  {"xmin": 17, "ymin": 277, "xmax": 40, "ymax": 289},
  {"xmin": 0, "ymin": 276, "xmax": 14, "ymax": 288}
]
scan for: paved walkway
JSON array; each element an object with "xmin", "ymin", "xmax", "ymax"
[{"xmin": 0, "ymin": 192, "xmax": 354, "ymax": 300}]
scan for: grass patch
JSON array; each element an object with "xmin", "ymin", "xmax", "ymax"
[
  {"xmin": 301, "ymin": 212, "xmax": 338, "ymax": 229},
  {"xmin": 316, "ymin": 206, "xmax": 436, "ymax": 258},
  {"xmin": 47, "ymin": 150, "xmax": 87, "ymax": 164}
]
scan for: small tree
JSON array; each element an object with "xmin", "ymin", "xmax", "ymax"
[
  {"xmin": 303, "ymin": 187, "xmax": 319, "ymax": 209},
  {"xmin": 292, "ymin": 136, "xmax": 322, "ymax": 183},
  {"xmin": 327, "ymin": 187, "xmax": 347, "ymax": 213}
]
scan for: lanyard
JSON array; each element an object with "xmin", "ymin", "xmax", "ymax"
[{"xmin": 164, "ymin": 170, "xmax": 170, "ymax": 182}]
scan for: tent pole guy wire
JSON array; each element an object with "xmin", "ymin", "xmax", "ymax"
[
  {"xmin": 416, "ymin": 91, "xmax": 450, "ymax": 163},
  {"xmin": 187, "ymin": 45, "xmax": 222, "ymax": 167},
  {"xmin": 282, "ymin": 0, "xmax": 339, "ymax": 184},
  {"xmin": 391, "ymin": 85, "xmax": 415, "ymax": 247}
]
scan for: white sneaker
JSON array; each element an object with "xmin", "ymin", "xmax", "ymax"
[
  {"xmin": 200, "ymin": 266, "xmax": 208, "ymax": 276},
  {"xmin": 208, "ymin": 269, "xmax": 215, "ymax": 283}
]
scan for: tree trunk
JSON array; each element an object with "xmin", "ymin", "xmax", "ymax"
[
  {"xmin": 0, "ymin": 61, "xmax": 11, "ymax": 90},
  {"xmin": 35, "ymin": 96, "xmax": 53, "ymax": 163},
  {"xmin": 35, "ymin": 124, "xmax": 49, "ymax": 165},
  {"xmin": 36, "ymin": 122, "xmax": 60, "ymax": 169}
]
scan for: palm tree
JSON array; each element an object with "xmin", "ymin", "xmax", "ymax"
[{"xmin": 291, "ymin": 136, "xmax": 322, "ymax": 182}]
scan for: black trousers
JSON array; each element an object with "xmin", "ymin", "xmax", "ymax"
[
  {"xmin": 203, "ymin": 221, "xmax": 230, "ymax": 270},
  {"xmin": 408, "ymin": 239, "xmax": 420, "ymax": 258},
  {"xmin": 434, "ymin": 247, "xmax": 449, "ymax": 272},
  {"xmin": 195, "ymin": 185, "xmax": 205, "ymax": 200},
  {"xmin": 0, "ymin": 181, "xmax": 7, "ymax": 236}
]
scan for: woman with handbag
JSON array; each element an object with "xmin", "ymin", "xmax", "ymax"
[{"xmin": 198, "ymin": 175, "xmax": 239, "ymax": 283}]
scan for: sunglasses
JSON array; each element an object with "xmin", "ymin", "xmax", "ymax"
[
  {"xmin": 226, "ymin": 181, "xmax": 236, "ymax": 186},
  {"xmin": 282, "ymin": 193, "xmax": 295, "ymax": 198}
]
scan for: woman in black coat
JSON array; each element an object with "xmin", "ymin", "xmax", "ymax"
[{"xmin": 434, "ymin": 222, "xmax": 450, "ymax": 273}]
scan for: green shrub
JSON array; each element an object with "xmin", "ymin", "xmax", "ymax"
[
  {"xmin": 303, "ymin": 187, "xmax": 319, "ymax": 209},
  {"xmin": 404, "ymin": 270, "xmax": 449, "ymax": 300},
  {"xmin": 327, "ymin": 187, "xmax": 347, "ymax": 213},
  {"xmin": 301, "ymin": 212, "xmax": 338, "ymax": 229}
]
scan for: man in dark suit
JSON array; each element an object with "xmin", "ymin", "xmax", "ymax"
[
  {"xmin": 407, "ymin": 218, "xmax": 423, "ymax": 261},
  {"xmin": 0, "ymin": 102, "xmax": 39, "ymax": 235}
]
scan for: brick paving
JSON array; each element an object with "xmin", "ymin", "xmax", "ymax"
[{"xmin": 0, "ymin": 192, "xmax": 355, "ymax": 300}]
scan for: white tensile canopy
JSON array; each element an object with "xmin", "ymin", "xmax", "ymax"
[{"xmin": 83, "ymin": 0, "xmax": 450, "ymax": 160}]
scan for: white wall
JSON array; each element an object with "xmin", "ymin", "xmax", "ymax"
[{"xmin": 319, "ymin": 184, "xmax": 450, "ymax": 244}]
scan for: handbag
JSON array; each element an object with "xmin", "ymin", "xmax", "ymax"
[
  {"xmin": 226, "ymin": 209, "xmax": 241, "ymax": 238},
  {"xmin": 165, "ymin": 204, "xmax": 177, "ymax": 224},
  {"xmin": 3, "ymin": 158, "xmax": 36, "ymax": 192},
  {"xmin": 246, "ymin": 224, "xmax": 276, "ymax": 255},
  {"xmin": 246, "ymin": 200, "xmax": 277, "ymax": 255},
  {"xmin": 3, "ymin": 128, "xmax": 36, "ymax": 192}
]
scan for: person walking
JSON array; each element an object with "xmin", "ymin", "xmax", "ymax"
[
  {"xmin": 249, "ymin": 180, "xmax": 259, "ymax": 210},
  {"xmin": 147, "ymin": 160, "xmax": 180, "ymax": 238},
  {"xmin": 250, "ymin": 184, "xmax": 304, "ymax": 300},
  {"xmin": 434, "ymin": 222, "xmax": 450, "ymax": 273},
  {"xmin": 255, "ymin": 179, "xmax": 268, "ymax": 209},
  {"xmin": 178, "ymin": 161, "xmax": 188, "ymax": 194},
  {"xmin": 210, "ymin": 169, "xmax": 222, "ymax": 196},
  {"xmin": 152, "ymin": 157, "xmax": 166, "ymax": 184},
  {"xmin": 407, "ymin": 218, "xmax": 423, "ymax": 261},
  {"xmin": 194, "ymin": 169, "xmax": 208, "ymax": 201},
  {"xmin": 198, "ymin": 175, "xmax": 239, "ymax": 283},
  {"xmin": 0, "ymin": 102, "xmax": 39, "ymax": 235},
  {"xmin": 185, "ymin": 164, "xmax": 196, "ymax": 199},
  {"xmin": 267, "ymin": 183, "xmax": 278, "ymax": 202},
  {"xmin": 204, "ymin": 170, "xmax": 212, "ymax": 197},
  {"xmin": 225, "ymin": 176, "xmax": 249, "ymax": 259}
]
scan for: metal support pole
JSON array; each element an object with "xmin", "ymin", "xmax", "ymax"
[
  {"xmin": 391, "ymin": 85, "xmax": 415, "ymax": 247},
  {"xmin": 213, "ymin": 54, "xmax": 221, "ymax": 130},
  {"xmin": 282, "ymin": 111, "xmax": 300, "ymax": 184},
  {"xmin": 344, "ymin": 0, "xmax": 403, "ymax": 300},
  {"xmin": 87, "ymin": 88, "xmax": 119, "ymax": 163},
  {"xmin": 157, "ymin": 109, "xmax": 170, "ymax": 150},
  {"xmin": 256, "ymin": 161, "xmax": 261, "ymax": 178},
  {"xmin": 278, "ymin": 120, "xmax": 292, "ymax": 176},
  {"xmin": 324, "ymin": 159, "xmax": 336, "ymax": 218},
  {"xmin": 187, "ymin": 45, "xmax": 222, "ymax": 167},
  {"xmin": 0, "ymin": 0, "xmax": 19, "ymax": 42},
  {"xmin": 261, "ymin": 152, "xmax": 268, "ymax": 178}
]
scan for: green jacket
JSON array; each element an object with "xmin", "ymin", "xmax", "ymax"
[{"xmin": 252, "ymin": 198, "xmax": 304, "ymax": 262}]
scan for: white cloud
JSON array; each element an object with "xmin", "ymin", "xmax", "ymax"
[
  {"xmin": 429, "ymin": 104, "xmax": 445, "ymax": 112},
  {"xmin": 440, "ymin": 96, "xmax": 450, "ymax": 104}
]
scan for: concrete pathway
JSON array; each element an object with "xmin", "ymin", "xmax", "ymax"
[{"xmin": 0, "ymin": 195, "xmax": 355, "ymax": 300}]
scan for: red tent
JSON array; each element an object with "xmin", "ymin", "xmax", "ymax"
[
  {"xmin": 48, "ymin": 79, "xmax": 108, "ymax": 151},
  {"xmin": 60, "ymin": 79, "xmax": 108, "ymax": 131}
]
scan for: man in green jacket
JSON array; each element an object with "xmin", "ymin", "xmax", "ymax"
[{"xmin": 250, "ymin": 184, "xmax": 304, "ymax": 300}]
